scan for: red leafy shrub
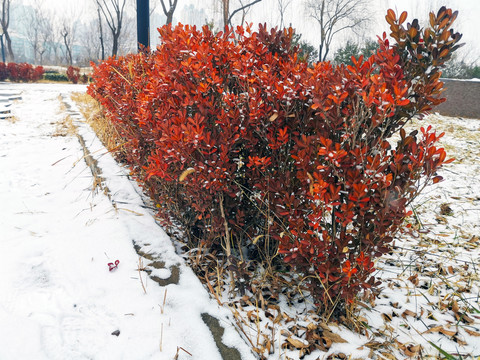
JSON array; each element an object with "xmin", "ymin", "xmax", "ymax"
[
  {"xmin": 3, "ymin": 62, "xmax": 44, "ymax": 82},
  {"xmin": 0, "ymin": 62, "xmax": 7, "ymax": 81},
  {"xmin": 88, "ymin": 8, "xmax": 461, "ymax": 313},
  {"xmin": 6, "ymin": 62, "xmax": 20, "ymax": 81},
  {"xmin": 32, "ymin": 66, "xmax": 44, "ymax": 82},
  {"xmin": 66, "ymin": 66, "xmax": 80, "ymax": 84}
]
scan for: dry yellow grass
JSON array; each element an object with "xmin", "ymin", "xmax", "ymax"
[
  {"xmin": 52, "ymin": 114, "xmax": 76, "ymax": 137},
  {"xmin": 52, "ymin": 97, "xmax": 77, "ymax": 137},
  {"xmin": 70, "ymin": 92, "xmax": 125, "ymax": 154}
]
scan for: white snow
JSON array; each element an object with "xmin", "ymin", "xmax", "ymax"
[
  {"xmin": 1, "ymin": 82, "xmax": 479, "ymax": 360},
  {"xmin": 0, "ymin": 83, "xmax": 255, "ymax": 360}
]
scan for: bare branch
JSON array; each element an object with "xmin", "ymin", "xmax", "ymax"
[
  {"xmin": 306, "ymin": 0, "xmax": 371, "ymax": 62},
  {"xmin": 228, "ymin": 0, "xmax": 263, "ymax": 27}
]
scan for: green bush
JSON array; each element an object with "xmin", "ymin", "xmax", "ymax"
[
  {"xmin": 334, "ymin": 39, "xmax": 379, "ymax": 66},
  {"xmin": 43, "ymin": 73, "xmax": 69, "ymax": 82}
]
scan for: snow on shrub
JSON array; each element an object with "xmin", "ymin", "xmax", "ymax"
[
  {"xmin": 66, "ymin": 66, "xmax": 80, "ymax": 84},
  {"xmin": 0, "ymin": 62, "xmax": 7, "ymax": 81},
  {"xmin": 88, "ymin": 7, "xmax": 462, "ymax": 313},
  {"xmin": 1, "ymin": 62, "xmax": 44, "ymax": 82}
]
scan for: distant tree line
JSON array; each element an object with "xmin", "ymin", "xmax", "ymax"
[{"xmin": 0, "ymin": 0, "xmax": 477, "ymax": 78}]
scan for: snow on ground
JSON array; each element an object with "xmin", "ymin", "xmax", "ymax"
[
  {"xmin": 0, "ymin": 83, "xmax": 254, "ymax": 360},
  {"xmin": 1, "ymin": 82, "xmax": 479, "ymax": 360}
]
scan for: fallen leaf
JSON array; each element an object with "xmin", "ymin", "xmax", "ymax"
[
  {"xmin": 286, "ymin": 337, "xmax": 309, "ymax": 349},
  {"xmin": 363, "ymin": 341, "xmax": 383, "ymax": 350},
  {"xmin": 269, "ymin": 113, "xmax": 278, "ymax": 122},
  {"xmin": 323, "ymin": 330, "xmax": 348, "ymax": 343},
  {"xmin": 379, "ymin": 352, "xmax": 397, "ymax": 360},
  {"xmin": 454, "ymin": 335, "xmax": 467, "ymax": 346},
  {"xmin": 178, "ymin": 167, "xmax": 195, "ymax": 182},
  {"xmin": 452, "ymin": 300, "xmax": 460, "ymax": 314},
  {"xmin": 423, "ymin": 325, "xmax": 443, "ymax": 334},
  {"xmin": 439, "ymin": 328, "xmax": 457, "ymax": 337},
  {"xmin": 382, "ymin": 313, "xmax": 392, "ymax": 322},
  {"xmin": 464, "ymin": 328, "xmax": 480, "ymax": 337},
  {"xmin": 408, "ymin": 273, "xmax": 419, "ymax": 286},
  {"xmin": 402, "ymin": 309, "xmax": 417, "ymax": 319},
  {"xmin": 461, "ymin": 314, "xmax": 475, "ymax": 324},
  {"xmin": 319, "ymin": 322, "xmax": 332, "ymax": 332},
  {"xmin": 403, "ymin": 344, "xmax": 421, "ymax": 357}
]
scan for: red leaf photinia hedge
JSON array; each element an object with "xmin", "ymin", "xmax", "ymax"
[
  {"xmin": 1, "ymin": 62, "xmax": 44, "ymax": 82},
  {"xmin": 88, "ymin": 7, "xmax": 461, "ymax": 312}
]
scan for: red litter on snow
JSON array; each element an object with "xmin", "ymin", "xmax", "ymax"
[{"xmin": 108, "ymin": 260, "xmax": 120, "ymax": 271}]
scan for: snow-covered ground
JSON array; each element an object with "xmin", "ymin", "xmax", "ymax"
[
  {"xmin": 0, "ymin": 83, "xmax": 254, "ymax": 360},
  {"xmin": 1, "ymin": 83, "xmax": 479, "ymax": 360}
]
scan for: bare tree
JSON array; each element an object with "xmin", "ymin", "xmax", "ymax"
[
  {"xmin": 96, "ymin": 4, "xmax": 106, "ymax": 60},
  {"xmin": 277, "ymin": 0, "xmax": 292, "ymax": 29},
  {"xmin": 305, "ymin": 0, "xmax": 371, "ymax": 62},
  {"xmin": 1, "ymin": 0, "xmax": 14, "ymax": 61},
  {"xmin": 23, "ymin": 1, "xmax": 54, "ymax": 64},
  {"xmin": 78, "ymin": 18, "xmax": 102, "ymax": 64},
  {"xmin": 96, "ymin": 0, "xmax": 127, "ymax": 57},
  {"xmin": 159, "ymin": 0, "xmax": 178, "ymax": 24},
  {"xmin": 220, "ymin": 0, "xmax": 263, "ymax": 28},
  {"xmin": 60, "ymin": 22, "xmax": 76, "ymax": 65}
]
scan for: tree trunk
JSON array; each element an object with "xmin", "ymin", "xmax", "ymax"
[
  {"xmin": 166, "ymin": 10, "xmax": 174, "ymax": 24},
  {"xmin": 97, "ymin": 7, "xmax": 105, "ymax": 60},
  {"xmin": 222, "ymin": 0, "xmax": 229, "ymax": 29},
  {"xmin": 112, "ymin": 34, "xmax": 119, "ymax": 57},
  {"xmin": 4, "ymin": 31, "xmax": 13, "ymax": 61},
  {"xmin": 62, "ymin": 33, "xmax": 73, "ymax": 65}
]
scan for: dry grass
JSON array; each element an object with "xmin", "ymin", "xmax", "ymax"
[
  {"xmin": 3, "ymin": 115, "xmax": 19, "ymax": 123},
  {"xmin": 52, "ymin": 114, "xmax": 76, "ymax": 137},
  {"xmin": 70, "ymin": 92, "xmax": 125, "ymax": 155},
  {"xmin": 51, "ymin": 97, "xmax": 77, "ymax": 137}
]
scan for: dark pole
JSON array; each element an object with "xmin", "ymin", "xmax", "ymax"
[
  {"xmin": 136, "ymin": 0, "xmax": 150, "ymax": 51},
  {"xmin": 0, "ymin": 34, "xmax": 5, "ymax": 63}
]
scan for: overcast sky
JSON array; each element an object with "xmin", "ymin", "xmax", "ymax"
[{"xmin": 20, "ymin": 0, "xmax": 480, "ymax": 61}]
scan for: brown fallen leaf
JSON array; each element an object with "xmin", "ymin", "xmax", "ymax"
[
  {"xmin": 454, "ymin": 335, "xmax": 467, "ymax": 346},
  {"xmin": 403, "ymin": 344, "xmax": 422, "ymax": 357},
  {"xmin": 363, "ymin": 341, "xmax": 383, "ymax": 350},
  {"xmin": 327, "ymin": 353, "xmax": 347, "ymax": 360},
  {"xmin": 382, "ymin": 313, "xmax": 393, "ymax": 322},
  {"xmin": 286, "ymin": 337, "xmax": 309, "ymax": 349},
  {"xmin": 319, "ymin": 322, "xmax": 332, "ymax": 332},
  {"xmin": 265, "ymin": 339, "xmax": 273, "ymax": 354},
  {"xmin": 321, "ymin": 336, "xmax": 333, "ymax": 349},
  {"xmin": 323, "ymin": 330, "xmax": 348, "ymax": 343},
  {"xmin": 408, "ymin": 273, "xmax": 419, "ymax": 286},
  {"xmin": 379, "ymin": 352, "xmax": 397, "ymax": 360},
  {"xmin": 465, "ymin": 328, "xmax": 480, "ymax": 337},
  {"xmin": 452, "ymin": 300, "xmax": 460, "ymax": 314},
  {"xmin": 402, "ymin": 309, "xmax": 417, "ymax": 319},
  {"xmin": 268, "ymin": 113, "xmax": 278, "ymax": 122},
  {"xmin": 422, "ymin": 325, "xmax": 443, "ymax": 334},
  {"xmin": 439, "ymin": 327, "xmax": 457, "ymax": 337},
  {"xmin": 461, "ymin": 313, "xmax": 475, "ymax": 324}
]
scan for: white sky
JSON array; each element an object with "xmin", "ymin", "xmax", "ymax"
[{"xmin": 20, "ymin": 0, "xmax": 480, "ymax": 61}]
